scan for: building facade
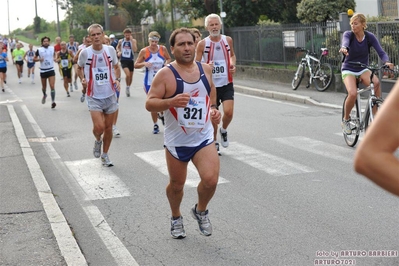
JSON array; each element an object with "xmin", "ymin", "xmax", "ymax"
[{"xmin": 356, "ymin": 0, "xmax": 399, "ymax": 18}]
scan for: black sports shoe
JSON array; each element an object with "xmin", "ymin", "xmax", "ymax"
[
  {"xmin": 153, "ymin": 124, "xmax": 160, "ymax": 134},
  {"xmin": 158, "ymin": 113, "xmax": 165, "ymax": 125},
  {"xmin": 215, "ymin": 142, "xmax": 221, "ymax": 156}
]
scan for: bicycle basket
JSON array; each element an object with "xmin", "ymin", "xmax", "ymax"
[{"xmin": 322, "ymin": 49, "xmax": 329, "ymax": 56}]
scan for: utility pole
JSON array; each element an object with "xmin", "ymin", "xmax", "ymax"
[
  {"xmin": 219, "ymin": 0, "xmax": 225, "ymax": 35},
  {"xmin": 171, "ymin": 0, "xmax": 175, "ymax": 30},
  {"xmin": 56, "ymin": 0, "xmax": 61, "ymax": 37},
  {"xmin": 7, "ymin": 0, "xmax": 11, "ymax": 35},
  {"xmin": 104, "ymin": 0, "xmax": 110, "ymax": 31}
]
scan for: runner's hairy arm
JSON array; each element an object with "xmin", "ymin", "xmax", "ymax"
[{"xmin": 354, "ymin": 80, "xmax": 399, "ymax": 196}]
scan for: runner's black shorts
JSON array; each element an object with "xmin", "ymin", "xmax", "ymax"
[
  {"xmin": 62, "ymin": 68, "xmax": 72, "ymax": 79},
  {"xmin": 216, "ymin": 82, "xmax": 234, "ymax": 107},
  {"xmin": 120, "ymin": 60, "xmax": 134, "ymax": 72},
  {"xmin": 40, "ymin": 70, "xmax": 56, "ymax": 79}
]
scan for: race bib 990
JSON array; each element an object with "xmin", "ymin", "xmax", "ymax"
[{"xmin": 212, "ymin": 60, "xmax": 227, "ymax": 78}]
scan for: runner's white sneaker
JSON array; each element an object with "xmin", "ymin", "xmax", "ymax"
[
  {"xmin": 190, "ymin": 204, "xmax": 212, "ymax": 236},
  {"xmin": 93, "ymin": 140, "xmax": 102, "ymax": 158},
  {"xmin": 101, "ymin": 154, "xmax": 114, "ymax": 167},
  {"xmin": 170, "ymin": 216, "xmax": 186, "ymax": 239},
  {"xmin": 341, "ymin": 119, "xmax": 352, "ymax": 135},
  {"xmin": 113, "ymin": 125, "xmax": 120, "ymax": 138},
  {"xmin": 41, "ymin": 94, "xmax": 47, "ymax": 104},
  {"xmin": 219, "ymin": 128, "xmax": 229, "ymax": 148}
]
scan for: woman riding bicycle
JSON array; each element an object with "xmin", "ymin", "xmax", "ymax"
[{"xmin": 339, "ymin": 13, "xmax": 393, "ymax": 135}]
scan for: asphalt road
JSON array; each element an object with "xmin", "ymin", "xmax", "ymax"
[{"xmin": 1, "ymin": 58, "xmax": 399, "ymax": 266}]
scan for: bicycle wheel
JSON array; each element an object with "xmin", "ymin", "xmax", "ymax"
[
  {"xmin": 364, "ymin": 97, "xmax": 384, "ymax": 131},
  {"xmin": 292, "ymin": 63, "xmax": 305, "ymax": 90},
  {"xmin": 342, "ymin": 95, "xmax": 360, "ymax": 147},
  {"xmin": 314, "ymin": 63, "xmax": 333, "ymax": 92}
]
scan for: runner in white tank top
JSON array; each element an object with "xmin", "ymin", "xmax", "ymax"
[
  {"xmin": 163, "ymin": 62, "xmax": 213, "ymax": 147},
  {"xmin": 78, "ymin": 45, "xmax": 118, "ymax": 99},
  {"xmin": 146, "ymin": 28, "xmax": 221, "ymax": 239},
  {"xmin": 195, "ymin": 13, "xmax": 237, "ymax": 154},
  {"xmin": 34, "ymin": 36, "xmax": 57, "ymax": 108},
  {"xmin": 134, "ymin": 31, "xmax": 172, "ymax": 134}
]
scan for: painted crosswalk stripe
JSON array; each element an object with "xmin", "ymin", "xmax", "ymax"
[
  {"xmin": 273, "ymin": 136, "xmax": 352, "ymax": 162},
  {"xmin": 135, "ymin": 150, "xmax": 229, "ymax": 187},
  {"xmin": 65, "ymin": 159, "xmax": 131, "ymax": 201},
  {"xmin": 222, "ymin": 142, "xmax": 316, "ymax": 176}
]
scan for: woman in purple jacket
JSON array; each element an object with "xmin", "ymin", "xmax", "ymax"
[{"xmin": 339, "ymin": 13, "xmax": 393, "ymax": 135}]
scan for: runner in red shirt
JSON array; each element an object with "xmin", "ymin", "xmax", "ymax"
[{"xmin": 54, "ymin": 37, "xmax": 62, "ymax": 76}]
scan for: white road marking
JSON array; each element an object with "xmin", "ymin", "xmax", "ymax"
[
  {"xmin": 65, "ymin": 159, "xmax": 131, "ymax": 201},
  {"xmin": 0, "ymin": 99, "xmax": 23, "ymax": 104},
  {"xmin": 8, "ymin": 105, "xmax": 87, "ymax": 266},
  {"xmin": 221, "ymin": 142, "xmax": 316, "ymax": 176},
  {"xmin": 135, "ymin": 150, "xmax": 229, "ymax": 187},
  {"xmin": 83, "ymin": 205, "xmax": 139, "ymax": 266},
  {"xmin": 20, "ymin": 105, "xmax": 139, "ymax": 266},
  {"xmin": 273, "ymin": 136, "xmax": 353, "ymax": 162},
  {"xmin": 335, "ymin": 131, "xmax": 364, "ymax": 141},
  {"xmin": 22, "ymin": 105, "xmax": 61, "ymax": 160}
]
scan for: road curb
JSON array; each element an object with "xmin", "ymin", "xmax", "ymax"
[{"xmin": 234, "ymin": 84, "xmax": 342, "ymax": 110}]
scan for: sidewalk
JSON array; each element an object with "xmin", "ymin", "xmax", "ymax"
[
  {"xmin": 0, "ymin": 105, "xmax": 67, "ymax": 266},
  {"xmin": 0, "ymin": 72, "xmax": 391, "ymax": 265},
  {"xmin": 234, "ymin": 77, "xmax": 391, "ymax": 110}
]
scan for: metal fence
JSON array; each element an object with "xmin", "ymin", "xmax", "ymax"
[{"xmin": 224, "ymin": 21, "xmax": 399, "ymax": 73}]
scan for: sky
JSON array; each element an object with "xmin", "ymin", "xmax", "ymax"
[{"xmin": 0, "ymin": 0, "xmax": 67, "ymax": 36}]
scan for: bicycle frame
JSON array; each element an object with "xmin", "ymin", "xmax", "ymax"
[
  {"xmin": 303, "ymin": 49, "xmax": 327, "ymax": 84},
  {"xmin": 353, "ymin": 84, "xmax": 376, "ymax": 133},
  {"xmin": 292, "ymin": 48, "xmax": 332, "ymax": 91}
]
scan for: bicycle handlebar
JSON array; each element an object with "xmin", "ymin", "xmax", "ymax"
[
  {"xmin": 296, "ymin": 47, "xmax": 324, "ymax": 58},
  {"xmin": 347, "ymin": 61, "xmax": 391, "ymax": 72},
  {"xmin": 347, "ymin": 61, "xmax": 396, "ymax": 83}
]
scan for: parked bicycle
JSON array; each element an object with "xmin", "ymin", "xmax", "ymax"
[
  {"xmin": 291, "ymin": 48, "xmax": 333, "ymax": 91},
  {"xmin": 342, "ymin": 62, "xmax": 393, "ymax": 147}
]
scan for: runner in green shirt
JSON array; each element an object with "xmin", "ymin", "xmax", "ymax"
[{"xmin": 12, "ymin": 42, "xmax": 25, "ymax": 84}]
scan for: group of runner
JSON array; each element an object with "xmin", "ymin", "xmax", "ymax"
[
  {"xmin": 2, "ymin": 14, "xmax": 236, "ymax": 239},
  {"xmin": 0, "ymin": 37, "xmax": 37, "ymax": 87},
  {"xmin": 73, "ymin": 17, "xmax": 234, "ymax": 238}
]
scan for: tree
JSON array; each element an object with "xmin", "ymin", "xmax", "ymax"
[
  {"xmin": 217, "ymin": 0, "xmax": 272, "ymax": 27},
  {"xmin": 189, "ymin": 0, "xmax": 298, "ymax": 27},
  {"xmin": 87, "ymin": 0, "xmax": 117, "ymax": 5},
  {"xmin": 264, "ymin": 0, "xmax": 301, "ymax": 24},
  {"xmin": 189, "ymin": 0, "xmax": 209, "ymax": 20},
  {"xmin": 69, "ymin": 3, "xmax": 105, "ymax": 28},
  {"xmin": 115, "ymin": 0, "xmax": 153, "ymax": 25},
  {"xmin": 297, "ymin": 0, "xmax": 356, "ymax": 23}
]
